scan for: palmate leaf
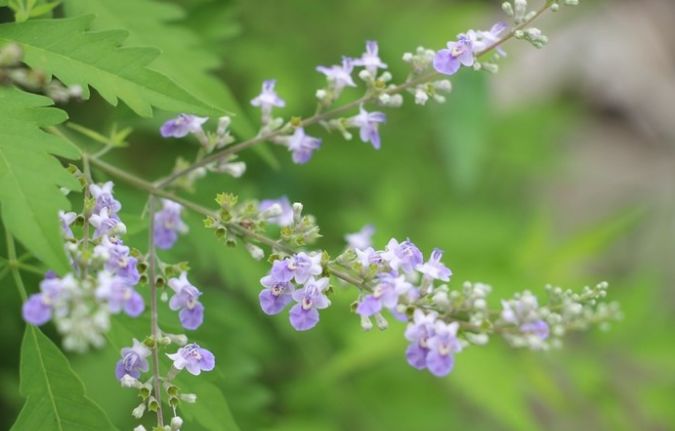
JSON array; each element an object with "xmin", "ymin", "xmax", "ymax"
[
  {"xmin": 0, "ymin": 87, "xmax": 78, "ymax": 274},
  {"xmin": 0, "ymin": 16, "xmax": 219, "ymax": 117},
  {"xmin": 63, "ymin": 0, "xmax": 254, "ymax": 137},
  {"xmin": 11, "ymin": 326, "xmax": 117, "ymax": 431}
]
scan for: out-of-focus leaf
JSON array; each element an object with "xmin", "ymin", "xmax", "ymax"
[
  {"xmin": 0, "ymin": 87, "xmax": 79, "ymax": 273},
  {"xmin": 11, "ymin": 326, "xmax": 117, "ymax": 431}
]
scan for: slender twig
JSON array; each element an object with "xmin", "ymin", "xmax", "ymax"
[
  {"xmin": 155, "ymin": 0, "xmax": 554, "ymax": 188},
  {"xmin": 5, "ymin": 231, "xmax": 28, "ymax": 301},
  {"xmin": 147, "ymin": 197, "xmax": 164, "ymax": 427}
]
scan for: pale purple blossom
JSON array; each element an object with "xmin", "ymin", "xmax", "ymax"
[
  {"xmin": 59, "ymin": 211, "xmax": 77, "ymax": 238},
  {"xmin": 94, "ymin": 236, "xmax": 139, "ymax": 286},
  {"xmin": 258, "ymin": 275, "xmax": 294, "ymax": 315},
  {"xmin": 345, "ymin": 224, "xmax": 375, "ymax": 250},
  {"xmin": 167, "ymin": 343, "xmax": 215, "ymax": 376},
  {"xmin": 316, "ymin": 57, "xmax": 356, "ymax": 91},
  {"xmin": 353, "ymin": 40, "xmax": 388, "ymax": 75},
  {"xmin": 153, "ymin": 199, "xmax": 188, "ymax": 250},
  {"xmin": 416, "ymin": 248, "xmax": 452, "ymax": 281},
  {"xmin": 426, "ymin": 321, "xmax": 462, "ymax": 377},
  {"xmin": 288, "ymin": 252, "xmax": 323, "ymax": 284},
  {"xmin": 115, "ymin": 338, "xmax": 150, "ymax": 380},
  {"xmin": 22, "ymin": 273, "xmax": 75, "ymax": 326},
  {"xmin": 354, "ymin": 246, "xmax": 380, "ymax": 268},
  {"xmin": 286, "ymin": 128, "xmax": 321, "ymax": 164},
  {"xmin": 160, "ymin": 114, "xmax": 208, "ymax": 138},
  {"xmin": 259, "ymin": 196, "xmax": 294, "ymax": 227},
  {"xmin": 168, "ymin": 272, "xmax": 204, "ymax": 330},
  {"xmin": 251, "ymin": 80, "xmax": 285, "ymax": 119},
  {"xmin": 348, "ymin": 106, "xmax": 386, "ymax": 149},
  {"xmin": 468, "ymin": 22, "xmax": 508, "ymax": 57},
  {"xmin": 380, "ymin": 238, "xmax": 423, "ymax": 274},
  {"xmin": 433, "ymin": 34, "xmax": 475, "ymax": 76},
  {"xmin": 269, "ymin": 259, "xmax": 295, "ymax": 283},
  {"xmin": 520, "ymin": 319, "xmax": 550, "ymax": 340},
  {"xmin": 95, "ymin": 272, "xmax": 144, "ymax": 317},
  {"xmin": 356, "ymin": 273, "xmax": 411, "ymax": 317},
  {"xmin": 89, "ymin": 181, "xmax": 121, "ymax": 215},
  {"xmin": 22, "ymin": 294, "xmax": 52, "ymax": 326},
  {"xmin": 289, "ymin": 277, "xmax": 331, "ymax": 331},
  {"xmin": 404, "ymin": 310, "xmax": 438, "ymax": 369}
]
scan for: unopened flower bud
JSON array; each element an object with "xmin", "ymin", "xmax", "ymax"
[
  {"xmin": 360, "ymin": 315, "xmax": 373, "ymax": 331},
  {"xmin": 132, "ymin": 403, "xmax": 146, "ymax": 419},
  {"xmin": 292, "ymin": 202, "xmax": 303, "ymax": 222},
  {"xmin": 217, "ymin": 116, "xmax": 231, "ymax": 135},
  {"xmin": 180, "ymin": 393, "xmax": 197, "ymax": 403},
  {"xmin": 165, "ymin": 333, "xmax": 188, "ymax": 346},
  {"xmin": 466, "ymin": 332, "xmax": 489, "ymax": 345},
  {"xmin": 261, "ymin": 203, "xmax": 283, "ymax": 219},
  {"xmin": 133, "ymin": 426, "xmax": 147, "ymax": 431},
  {"xmin": 171, "ymin": 416, "xmax": 184, "ymax": 430},
  {"xmin": 374, "ymin": 313, "xmax": 388, "ymax": 330},
  {"xmin": 245, "ymin": 243, "xmax": 265, "ymax": 261},
  {"xmin": 358, "ymin": 69, "xmax": 372, "ymax": 81},
  {"xmin": 221, "ymin": 161, "xmax": 246, "ymax": 178},
  {"xmin": 120, "ymin": 374, "xmax": 142, "ymax": 388}
]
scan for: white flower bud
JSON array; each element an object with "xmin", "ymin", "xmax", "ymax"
[
  {"xmin": 171, "ymin": 416, "xmax": 184, "ymax": 430},
  {"xmin": 374, "ymin": 313, "xmax": 389, "ymax": 330},
  {"xmin": 133, "ymin": 426, "xmax": 147, "ymax": 431},
  {"xmin": 217, "ymin": 116, "xmax": 231, "ymax": 135},
  {"xmin": 292, "ymin": 202, "xmax": 303, "ymax": 222},
  {"xmin": 434, "ymin": 80, "xmax": 452, "ymax": 91},
  {"xmin": 360, "ymin": 315, "xmax": 373, "ymax": 331},
  {"xmin": 502, "ymin": 1, "xmax": 514, "ymax": 16},
  {"xmin": 564, "ymin": 0, "xmax": 579, "ymax": 5},
  {"xmin": 132, "ymin": 403, "xmax": 146, "ymax": 419},
  {"xmin": 551, "ymin": 3, "xmax": 560, "ymax": 11},
  {"xmin": 261, "ymin": 203, "xmax": 283, "ymax": 219},
  {"xmin": 180, "ymin": 393, "xmax": 197, "ymax": 403},
  {"xmin": 166, "ymin": 333, "xmax": 188, "ymax": 346},
  {"xmin": 466, "ymin": 332, "xmax": 489, "ymax": 345},
  {"xmin": 358, "ymin": 69, "xmax": 371, "ymax": 81},
  {"xmin": 388, "ymin": 94, "xmax": 403, "ymax": 107},
  {"xmin": 402, "ymin": 52, "xmax": 413, "ymax": 62},
  {"xmin": 120, "ymin": 374, "xmax": 142, "ymax": 388},
  {"xmin": 414, "ymin": 88, "xmax": 429, "ymax": 105},
  {"xmin": 432, "ymin": 290, "xmax": 449, "ymax": 306},
  {"xmin": 379, "ymin": 71, "xmax": 392, "ymax": 82},
  {"xmin": 315, "ymin": 89, "xmax": 327, "ymax": 100},
  {"xmin": 514, "ymin": 0, "xmax": 528, "ymax": 19},
  {"xmin": 245, "ymin": 243, "xmax": 265, "ymax": 261},
  {"xmin": 378, "ymin": 93, "xmax": 391, "ymax": 104}
]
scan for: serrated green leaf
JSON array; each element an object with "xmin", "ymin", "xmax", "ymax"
[
  {"xmin": 0, "ymin": 16, "xmax": 220, "ymax": 117},
  {"xmin": 0, "ymin": 87, "xmax": 78, "ymax": 273},
  {"xmin": 11, "ymin": 326, "xmax": 118, "ymax": 431}
]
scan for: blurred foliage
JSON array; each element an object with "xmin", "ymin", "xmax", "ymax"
[{"xmin": 1, "ymin": 0, "xmax": 673, "ymax": 430}]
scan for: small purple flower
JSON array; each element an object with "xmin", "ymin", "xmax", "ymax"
[
  {"xmin": 22, "ymin": 294, "xmax": 52, "ymax": 326},
  {"xmin": 251, "ymin": 80, "xmax": 286, "ymax": 118},
  {"xmin": 288, "ymin": 252, "xmax": 323, "ymax": 284},
  {"xmin": 356, "ymin": 273, "xmax": 411, "ymax": 317},
  {"xmin": 89, "ymin": 181, "xmax": 122, "ymax": 215},
  {"xmin": 354, "ymin": 246, "xmax": 380, "ymax": 268},
  {"xmin": 289, "ymin": 277, "xmax": 331, "ymax": 331},
  {"xmin": 404, "ymin": 310, "xmax": 437, "ymax": 369},
  {"xmin": 258, "ymin": 275, "xmax": 294, "ymax": 315},
  {"xmin": 433, "ymin": 34, "xmax": 475, "ymax": 76},
  {"xmin": 426, "ymin": 321, "xmax": 461, "ymax": 377},
  {"xmin": 269, "ymin": 259, "xmax": 295, "ymax": 283},
  {"xmin": 259, "ymin": 196, "xmax": 294, "ymax": 227},
  {"xmin": 89, "ymin": 207, "xmax": 126, "ymax": 238},
  {"xmin": 160, "ymin": 114, "xmax": 208, "ymax": 138},
  {"xmin": 59, "ymin": 211, "xmax": 77, "ymax": 238},
  {"xmin": 316, "ymin": 57, "xmax": 356, "ymax": 92},
  {"xmin": 416, "ymin": 248, "xmax": 452, "ymax": 282},
  {"xmin": 95, "ymin": 236, "xmax": 140, "ymax": 286},
  {"xmin": 153, "ymin": 199, "xmax": 188, "ymax": 250},
  {"xmin": 380, "ymin": 238, "xmax": 423, "ymax": 274},
  {"xmin": 168, "ymin": 272, "xmax": 204, "ymax": 330},
  {"xmin": 345, "ymin": 224, "xmax": 375, "ymax": 250},
  {"xmin": 353, "ymin": 40, "xmax": 388, "ymax": 75},
  {"xmin": 468, "ymin": 22, "xmax": 508, "ymax": 57},
  {"xmin": 286, "ymin": 128, "xmax": 321, "ymax": 164},
  {"xmin": 115, "ymin": 339, "xmax": 151, "ymax": 380},
  {"xmin": 348, "ymin": 106, "xmax": 386, "ymax": 150},
  {"xmin": 167, "ymin": 343, "xmax": 215, "ymax": 376},
  {"xmin": 96, "ymin": 272, "xmax": 145, "ymax": 317},
  {"xmin": 520, "ymin": 319, "xmax": 550, "ymax": 341}
]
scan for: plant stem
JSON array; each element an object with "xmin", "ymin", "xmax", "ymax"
[
  {"xmin": 147, "ymin": 197, "xmax": 164, "ymax": 427},
  {"xmin": 5, "ymin": 231, "xmax": 28, "ymax": 301}
]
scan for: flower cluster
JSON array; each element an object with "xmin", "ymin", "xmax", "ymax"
[{"xmin": 22, "ymin": 182, "xmax": 144, "ymax": 352}]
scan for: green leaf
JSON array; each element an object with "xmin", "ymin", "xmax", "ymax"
[
  {"xmin": 177, "ymin": 376, "xmax": 241, "ymax": 431},
  {"xmin": 11, "ymin": 326, "xmax": 118, "ymax": 431},
  {"xmin": 0, "ymin": 16, "xmax": 219, "ymax": 117},
  {"xmin": 0, "ymin": 87, "xmax": 79, "ymax": 273}
]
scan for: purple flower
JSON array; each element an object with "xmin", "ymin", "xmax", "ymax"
[
  {"xmin": 96, "ymin": 272, "xmax": 145, "ymax": 317},
  {"xmin": 345, "ymin": 224, "xmax": 375, "ymax": 250},
  {"xmin": 269, "ymin": 259, "xmax": 295, "ymax": 283},
  {"xmin": 354, "ymin": 246, "xmax": 380, "ymax": 268},
  {"xmin": 59, "ymin": 211, "xmax": 77, "ymax": 238},
  {"xmin": 288, "ymin": 252, "xmax": 323, "ymax": 284},
  {"xmin": 89, "ymin": 207, "xmax": 126, "ymax": 238},
  {"xmin": 348, "ymin": 106, "xmax": 386, "ymax": 149},
  {"xmin": 404, "ymin": 310, "xmax": 437, "ymax": 369},
  {"xmin": 160, "ymin": 114, "xmax": 208, "ymax": 138},
  {"xmin": 89, "ymin": 181, "xmax": 121, "ymax": 215},
  {"xmin": 168, "ymin": 272, "xmax": 204, "ymax": 330},
  {"xmin": 153, "ymin": 199, "xmax": 188, "ymax": 250},
  {"xmin": 95, "ymin": 236, "xmax": 140, "ymax": 286},
  {"xmin": 251, "ymin": 80, "xmax": 285, "ymax": 118},
  {"xmin": 416, "ymin": 248, "xmax": 452, "ymax": 281},
  {"xmin": 380, "ymin": 238, "xmax": 423, "ymax": 274},
  {"xmin": 115, "ymin": 338, "xmax": 151, "ymax": 380},
  {"xmin": 167, "ymin": 343, "xmax": 215, "ymax": 376},
  {"xmin": 426, "ymin": 321, "xmax": 461, "ymax": 377},
  {"xmin": 520, "ymin": 319, "xmax": 550, "ymax": 340},
  {"xmin": 433, "ymin": 34, "xmax": 475, "ymax": 76},
  {"xmin": 316, "ymin": 57, "xmax": 356, "ymax": 92},
  {"xmin": 468, "ymin": 22, "xmax": 508, "ymax": 57},
  {"xmin": 286, "ymin": 128, "xmax": 321, "ymax": 164},
  {"xmin": 353, "ymin": 40, "xmax": 388, "ymax": 75},
  {"xmin": 22, "ymin": 294, "xmax": 52, "ymax": 326},
  {"xmin": 289, "ymin": 277, "xmax": 331, "ymax": 331},
  {"xmin": 259, "ymin": 196, "xmax": 294, "ymax": 227},
  {"xmin": 356, "ymin": 273, "xmax": 411, "ymax": 317},
  {"xmin": 258, "ymin": 275, "xmax": 294, "ymax": 315}
]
